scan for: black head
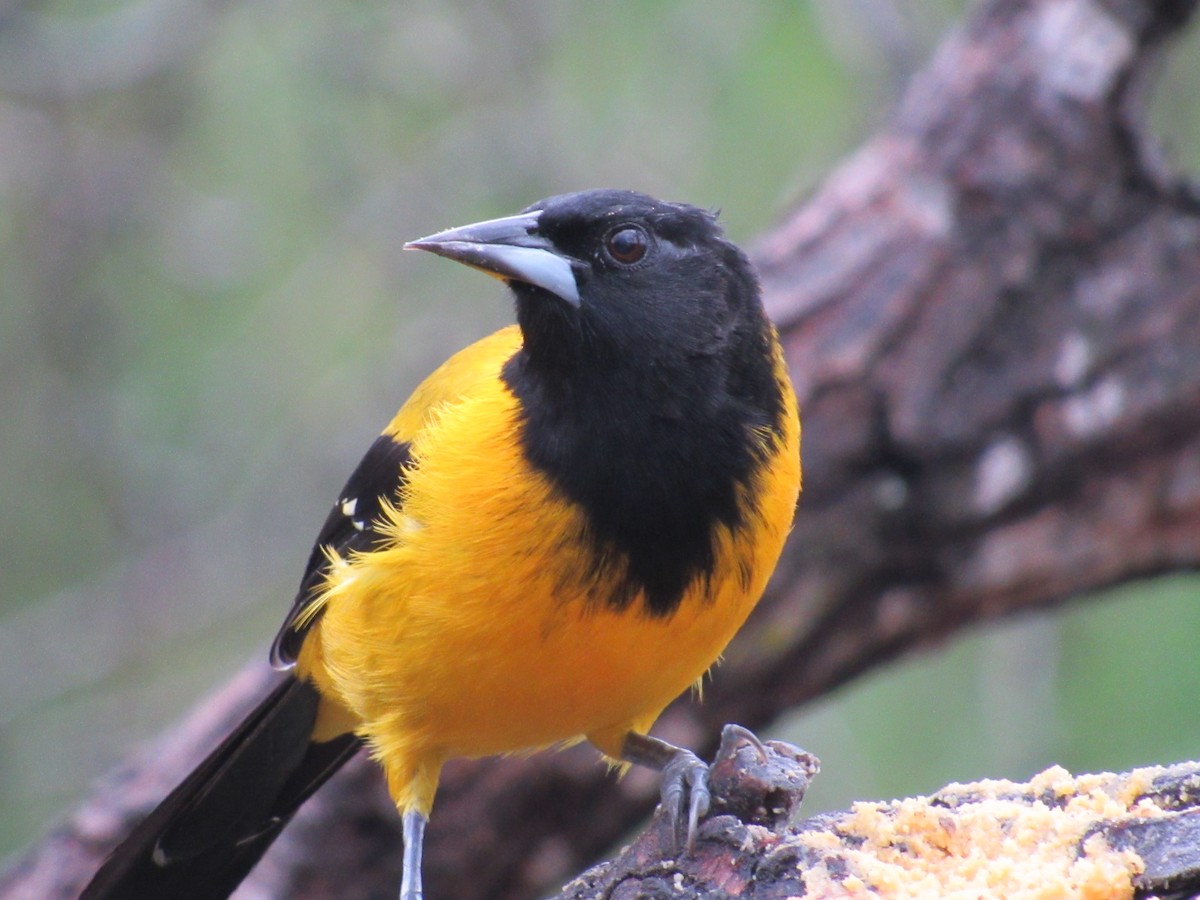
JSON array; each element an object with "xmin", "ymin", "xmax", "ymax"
[
  {"xmin": 407, "ymin": 189, "xmax": 764, "ymax": 379},
  {"xmin": 407, "ymin": 190, "xmax": 786, "ymax": 616},
  {"xmin": 517, "ymin": 190, "xmax": 759, "ymax": 367}
]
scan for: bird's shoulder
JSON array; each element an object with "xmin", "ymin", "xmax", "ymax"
[
  {"xmin": 270, "ymin": 325, "xmax": 524, "ymax": 667},
  {"xmin": 385, "ymin": 324, "xmax": 524, "ymax": 445}
]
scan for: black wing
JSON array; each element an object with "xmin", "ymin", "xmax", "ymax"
[
  {"xmin": 81, "ymin": 678, "xmax": 363, "ymax": 900},
  {"xmin": 269, "ymin": 433, "xmax": 412, "ymax": 667}
]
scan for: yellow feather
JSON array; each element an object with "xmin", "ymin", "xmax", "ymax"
[{"xmin": 297, "ymin": 325, "xmax": 800, "ymax": 817}]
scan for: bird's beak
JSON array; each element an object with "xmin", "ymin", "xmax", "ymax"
[{"xmin": 405, "ymin": 211, "xmax": 582, "ymax": 307}]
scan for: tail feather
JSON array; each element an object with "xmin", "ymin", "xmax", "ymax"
[{"xmin": 82, "ymin": 678, "xmax": 362, "ymax": 900}]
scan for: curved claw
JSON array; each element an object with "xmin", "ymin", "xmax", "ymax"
[
  {"xmin": 660, "ymin": 748, "xmax": 711, "ymax": 852},
  {"xmin": 716, "ymin": 723, "xmax": 769, "ymax": 764},
  {"xmin": 619, "ymin": 732, "xmax": 715, "ymax": 853},
  {"xmin": 619, "ymin": 726, "xmax": 797, "ymax": 858}
]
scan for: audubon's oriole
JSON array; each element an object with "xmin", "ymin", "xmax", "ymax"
[{"xmin": 82, "ymin": 189, "xmax": 802, "ymax": 900}]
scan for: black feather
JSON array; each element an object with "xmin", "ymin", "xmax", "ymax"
[
  {"xmin": 270, "ymin": 434, "xmax": 412, "ymax": 667},
  {"xmin": 82, "ymin": 678, "xmax": 361, "ymax": 900},
  {"xmin": 502, "ymin": 191, "xmax": 786, "ymax": 616}
]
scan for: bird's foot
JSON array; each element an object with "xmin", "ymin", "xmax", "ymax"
[
  {"xmin": 715, "ymin": 722, "xmax": 769, "ymax": 764},
  {"xmin": 659, "ymin": 747, "xmax": 711, "ymax": 852}
]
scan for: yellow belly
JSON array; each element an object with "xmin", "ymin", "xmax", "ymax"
[{"xmin": 296, "ymin": 333, "xmax": 800, "ymax": 813}]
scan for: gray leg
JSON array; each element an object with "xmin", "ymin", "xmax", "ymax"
[
  {"xmin": 400, "ymin": 810, "xmax": 427, "ymax": 900},
  {"xmin": 620, "ymin": 732, "xmax": 711, "ymax": 852}
]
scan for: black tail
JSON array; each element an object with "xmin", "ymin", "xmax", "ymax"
[{"xmin": 82, "ymin": 678, "xmax": 362, "ymax": 900}]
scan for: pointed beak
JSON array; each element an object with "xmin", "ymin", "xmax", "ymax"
[{"xmin": 405, "ymin": 211, "xmax": 582, "ymax": 306}]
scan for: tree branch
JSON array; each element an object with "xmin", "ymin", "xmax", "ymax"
[
  {"xmin": 5, "ymin": 0, "xmax": 1199, "ymax": 898},
  {"xmin": 554, "ymin": 738, "xmax": 1200, "ymax": 900}
]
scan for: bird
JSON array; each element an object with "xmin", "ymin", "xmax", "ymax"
[{"xmin": 81, "ymin": 188, "xmax": 801, "ymax": 900}]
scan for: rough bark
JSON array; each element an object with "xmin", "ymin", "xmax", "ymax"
[
  {"xmin": 5, "ymin": 0, "xmax": 1200, "ymax": 898},
  {"xmin": 554, "ymin": 737, "xmax": 1200, "ymax": 900}
]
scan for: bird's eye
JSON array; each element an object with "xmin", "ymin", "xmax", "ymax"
[{"xmin": 605, "ymin": 226, "xmax": 648, "ymax": 265}]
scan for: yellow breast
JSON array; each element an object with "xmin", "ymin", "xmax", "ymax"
[{"xmin": 298, "ymin": 325, "xmax": 799, "ymax": 805}]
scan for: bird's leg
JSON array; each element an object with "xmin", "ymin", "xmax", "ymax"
[
  {"xmin": 400, "ymin": 810, "xmax": 427, "ymax": 900},
  {"xmin": 620, "ymin": 732, "xmax": 711, "ymax": 853}
]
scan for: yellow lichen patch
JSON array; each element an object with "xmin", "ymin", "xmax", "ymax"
[{"xmin": 794, "ymin": 764, "xmax": 1175, "ymax": 900}]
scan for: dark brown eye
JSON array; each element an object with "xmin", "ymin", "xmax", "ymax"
[{"xmin": 605, "ymin": 226, "xmax": 648, "ymax": 265}]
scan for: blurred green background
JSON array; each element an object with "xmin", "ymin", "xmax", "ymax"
[{"xmin": 3, "ymin": 0, "xmax": 1200, "ymax": 867}]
